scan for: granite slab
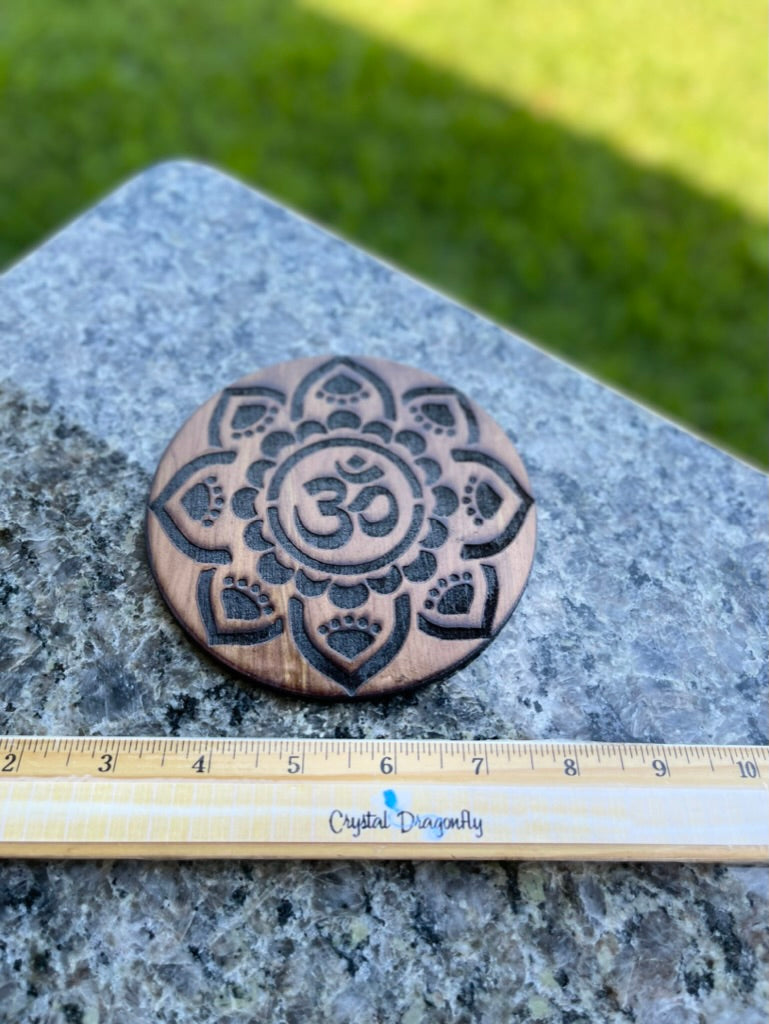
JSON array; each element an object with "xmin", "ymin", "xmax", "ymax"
[{"xmin": 0, "ymin": 161, "xmax": 766, "ymax": 1023}]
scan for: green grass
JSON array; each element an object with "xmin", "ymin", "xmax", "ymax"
[
  {"xmin": 312, "ymin": 0, "xmax": 767, "ymax": 220},
  {"xmin": 1, "ymin": 0, "xmax": 766, "ymax": 464}
]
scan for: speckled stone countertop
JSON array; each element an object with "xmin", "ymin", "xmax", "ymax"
[{"xmin": 0, "ymin": 161, "xmax": 766, "ymax": 1023}]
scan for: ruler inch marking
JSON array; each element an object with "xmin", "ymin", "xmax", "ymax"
[{"xmin": 0, "ymin": 739, "xmax": 767, "ymax": 861}]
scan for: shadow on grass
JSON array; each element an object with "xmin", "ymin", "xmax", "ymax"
[{"xmin": 1, "ymin": 1, "xmax": 766, "ymax": 462}]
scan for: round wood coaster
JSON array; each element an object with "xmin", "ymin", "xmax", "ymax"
[{"xmin": 146, "ymin": 356, "xmax": 536, "ymax": 700}]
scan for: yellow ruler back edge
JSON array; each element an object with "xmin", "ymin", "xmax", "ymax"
[{"xmin": 0, "ymin": 738, "xmax": 766, "ymax": 862}]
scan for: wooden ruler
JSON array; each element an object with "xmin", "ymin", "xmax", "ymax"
[{"xmin": 0, "ymin": 738, "xmax": 766, "ymax": 861}]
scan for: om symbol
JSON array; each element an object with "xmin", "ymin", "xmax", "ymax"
[
  {"xmin": 297, "ymin": 459, "xmax": 399, "ymax": 550},
  {"xmin": 267, "ymin": 439, "xmax": 424, "ymax": 576}
]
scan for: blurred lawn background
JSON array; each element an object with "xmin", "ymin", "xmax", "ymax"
[{"xmin": 1, "ymin": 0, "xmax": 766, "ymax": 464}]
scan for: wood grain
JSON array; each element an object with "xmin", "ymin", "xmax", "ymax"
[{"xmin": 146, "ymin": 356, "xmax": 536, "ymax": 699}]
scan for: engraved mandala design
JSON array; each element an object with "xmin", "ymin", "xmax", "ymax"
[{"xmin": 147, "ymin": 356, "xmax": 535, "ymax": 698}]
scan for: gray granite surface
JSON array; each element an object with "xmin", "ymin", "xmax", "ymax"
[{"xmin": 0, "ymin": 160, "xmax": 766, "ymax": 1022}]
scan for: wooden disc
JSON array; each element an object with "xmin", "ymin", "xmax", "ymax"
[{"xmin": 146, "ymin": 356, "xmax": 536, "ymax": 700}]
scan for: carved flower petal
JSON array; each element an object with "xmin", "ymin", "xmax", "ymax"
[
  {"xmin": 394, "ymin": 429, "xmax": 426, "ymax": 455},
  {"xmin": 231, "ymin": 487, "xmax": 259, "ymax": 519},
  {"xmin": 432, "ymin": 485, "xmax": 459, "ymax": 518},
  {"xmin": 257, "ymin": 551, "xmax": 295, "ymax": 585},
  {"xmin": 244, "ymin": 520, "xmax": 273, "ymax": 552},
  {"xmin": 295, "ymin": 569, "xmax": 331, "ymax": 597},
  {"xmin": 327, "ymin": 410, "xmax": 361, "ymax": 431},
  {"xmin": 288, "ymin": 592, "xmax": 411, "ymax": 695},
  {"xmin": 366, "ymin": 565, "xmax": 402, "ymax": 595},
  {"xmin": 401, "ymin": 385, "xmax": 480, "ymax": 443},
  {"xmin": 291, "ymin": 357, "xmax": 397, "ymax": 425},
  {"xmin": 207, "ymin": 386, "xmax": 285, "ymax": 447},
  {"xmin": 362, "ymin": 421, "xmax": 393, "ymax": 442},
  {"xmin": 402, "ymin": 549, "xmax": 437, "ymax": 583},
  {"xmin": 260, "ymin": 431, "xmax": 295, "ymax": 458},
  {"xmin": 296, "ymin": 420, "xmax": 327, "ymax": 441},
  {"xmin": 421, "ymin": 518, "xmax": 448, "ymax": 549},
  {"xmin": 149, "ymin": 452, "xmax": 239, "ymax": 564},
  {"xmin": 328, "ymin": 582, "xmax": 370, "ymax": 610},
  {"xmin": 452, "ymin": 449, "xmax": 534, "ymax": 559},
  {"xmin": 197, "ymin": 567, "xmax": 284, "ymax": 647},
  {"xmin": 246, "ymin": 459, "xmax": 275, "ymax": 488},
  {"xmin": 415, "ymin": 456, "xmax": 441, "ymax": 485}
]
